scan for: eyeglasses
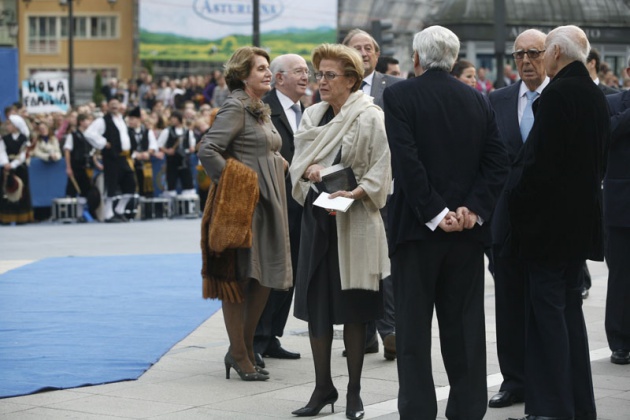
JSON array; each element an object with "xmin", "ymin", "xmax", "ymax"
[
  {"xmin": 512, "ymin": 49, "xmax": 545, "ymax": 60},
  {"xmin": 281, "ymin": 68, "xmax": 311, "ymax": 77},
  {"xmin": 315, "ymin": 71, "xmax": 345, "ymax": 81}
]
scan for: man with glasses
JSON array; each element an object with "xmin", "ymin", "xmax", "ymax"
[
  {"xmin": 505, "ymin": 25, "xmax": 608, "ymax": 420},
  {"xmin": 343, "ymin": 28, "xmax": 402, "ymax": 361},
  {"xmin": 487, "ymin": 28, "xmax": 549, "ymax": 410},
  {"xmin": 253, "ymin": 54, "xmax": 309, "ymax": 367}
]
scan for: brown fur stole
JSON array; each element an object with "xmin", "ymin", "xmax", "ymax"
[{"xmin": 201, "ymin": 158, "xmax": 259, "ymax": 302}]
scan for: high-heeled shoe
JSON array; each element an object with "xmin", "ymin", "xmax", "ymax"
[
  {"xmin": 345, "ymin": 396, "xmax": 364, "ymax": 420},
  {"xmin": 292, "ymin": 388, "xmax": 338, "ymax": 416},
  {"xmin": 224, "ymin": 353, "xmax": 269, "ymax": 381},
  {"xmin": 255, "ymin": 365, "xmax": 269, "ymax": 375}
]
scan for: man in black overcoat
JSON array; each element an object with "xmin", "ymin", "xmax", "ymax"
[
  {"xmin": 604, "ymin": 59, "xmax": 630, "ymax": 366},
  {"xmin": 505, "ymin": 25, "xmax": 610, "ymax": 420},
  {"xmin": 384, "ymin": 25, "xmax": 508, "ymax": 420}
]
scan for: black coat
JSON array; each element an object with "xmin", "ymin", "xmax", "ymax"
[
  {"xmin": 604, "ymin": 89, "xmax": 630, "ymax": 227},
  {"xmin": 506, "ymin": 61, "xmax": 610, "ymax": 261},
  {"xmin": 383, "ymin": 69, "xmax": 509, "ymax": 253}
]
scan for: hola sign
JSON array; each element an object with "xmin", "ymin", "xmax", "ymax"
[
  {"xmin": 21, "ymin": 79, "xmax": 70, "ymax": 114},
  {"xmin": 193, "ymin": 0, "xmax": 284, "ymax": 25}
]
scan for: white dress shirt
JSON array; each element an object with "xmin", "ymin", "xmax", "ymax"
[
  {"xmin": 276, "ymin": 89, "xmax": 301, "ymax": 133},
  {"xmin": 157, "ymin": 126, "xmax": 196, "ymax": 150},
  {"xmin": 362, "ymin": 71, "xmax": 375, "ymax": 96}
]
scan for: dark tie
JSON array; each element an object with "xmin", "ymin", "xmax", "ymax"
[
  {"xmin": 291, "ymin": 103, "xmax": 302, "ymax": 130},
  {"xmin": 520, "ymin": 90, "xmax": 538, "ymax": 142},
  {"xmin": 361, "ymin": 80, "xmax": 368, "ymax": 91}
]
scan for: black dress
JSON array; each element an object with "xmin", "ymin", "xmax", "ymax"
[{"xmin": 293, "ymin": 106, "xmax": 383, "ymax": 337}]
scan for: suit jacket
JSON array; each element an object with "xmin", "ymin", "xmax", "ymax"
[
  {"xmin": 384, "ymin": 68, "xmax": 509, "ymax": 253},
  {"xmin": 604, "ymin": 89, "xmax": 630, "ymax": 227},
  {"xmin": 488, "ymin": 81, "xmax": 526, "ymax": 245},
  {"xmin": 370, "ymin": 71, "xmax": 402, "ymax": 109},
  {"xmin": 599, "ymin": 82, "xmax": 619, "ymax": 96},
  {"xmin": 262, "ymin": 88, "xmax": 303, "ymax": 237},
  {"xmin": 506, "ymin": 61, "xmax": 610, "ymax": 261}
]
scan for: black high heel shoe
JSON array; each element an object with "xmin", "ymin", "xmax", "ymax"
[
  {"xmin": 224, "ymin": 353, "xmax": 269, "ymax": 381},
  {"xmin": 292, "ymin": 389, "xmax": 338, "ymax": 416},
  {"xmin": 345, "ymin": 395, "xmax": 364, "ymax": 420}
]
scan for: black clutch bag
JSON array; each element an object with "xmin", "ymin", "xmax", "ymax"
[{"xmin": 315, "ymin": 164, "xmax": 358, "ymax": 194}]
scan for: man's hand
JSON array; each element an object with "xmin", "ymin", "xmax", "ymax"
[
  {"xmin": 66, "ymin": 167, "xmax": 73, "ymax": 177},
  {"xmin": 439, "ymin": 211, "xmax": 464, "ymax": 232},
  {"xmin": 164, "ymin": 148, "xmax": 175, "ymax": 156},
  {"xmin": 456, "ymin": 206, "xmax": 478, "ymax": 229},
  {"xmin": 3, "ymin": 163, "xmax": 11, "ymax": 173}
]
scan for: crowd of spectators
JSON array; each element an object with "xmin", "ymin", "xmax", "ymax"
[{"xmin": 1, "ymin": 58, "xmax": 628, "ymax": 225}]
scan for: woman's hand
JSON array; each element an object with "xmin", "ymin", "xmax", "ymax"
[
  {"xmin": 329, "ymin": 186, "xmax": 363, "ymax": 200},
  {"xmin": 304, "ymin": 164, "xmax": 325, "ymax": 182}
]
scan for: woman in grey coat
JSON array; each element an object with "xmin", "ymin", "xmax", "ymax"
[{"xmin": 198, "ymin": 46, "xmax": 292, "ymax": 382}]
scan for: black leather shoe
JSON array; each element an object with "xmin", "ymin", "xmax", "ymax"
[
  {"xmin": 254, "ymin": 352, "xmax": 265, "ymax": 368},
  {"xmin": 489, "ymin": 390, "xmax": 523, "ymax": 408},
  {"xmin": 383, "ymin": 333, "xmax": 396, "ymax": 360},
  {"xmin": 264, "ymin": 346, "xmax": 300, "ymax": 359},
  {"xmin": 611, "ymin": 349, "xmax": 630, "ymax": 365},
  {"xmin": 343, "ymin": 334, "xmax": 379, "ymax": 357}
]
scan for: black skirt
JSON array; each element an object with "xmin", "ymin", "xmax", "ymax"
[{"xmin": 293, "ymin": 185, "xmax": 383, "ymax": 338}]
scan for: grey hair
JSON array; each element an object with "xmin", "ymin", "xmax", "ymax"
[
  {"xmin": 545, "ymin": 25, "xmax": 590, "ymax": 64},
  {"xmin": 269, "ymin": 54, "xmax": 305, "ymax": 87},
  {"xmin": 513, "ymin": 28, "xmax": 547, "ymax": 52},
  {"xmin": 413, "ymin": 25, "xmax": 460, "ymax": 72}
]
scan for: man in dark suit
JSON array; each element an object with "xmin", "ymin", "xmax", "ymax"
[
  {"xmin": 343, "ymin": 28, "xmax": 402, "ymax": 360},
  {"xmin": 587, "ymin": 49, "xmax": 619, "ymax": 96},
  {"xmin": 506, "ymin": 25, "xmax": 609, "ymax": 420},
  {"xmin": 604, "ymin": 58, "xmax": 630, "ymax": 366},
  {"xmin": 253, "ymin": 54, "xmax": 308, "ymax": 366},
  {"xmin": 384, "ymin": 26, "xmax": 508, "ymax": 420},
  {"xmin": 487, "ymin": 28, "xmax": 549, "ymax": 410}
]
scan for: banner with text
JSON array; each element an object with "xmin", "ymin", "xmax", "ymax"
[
  {"xmin": 21, "ymin": 79, "xmax": 70, "ymax": 114},
  {"xmin": 139, "ymin": 0, "xmax": 338, "ymax": 62}
]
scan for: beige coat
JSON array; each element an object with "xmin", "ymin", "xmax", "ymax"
[
  {"xmin": 198, "ymin": 90, "xmax": 292, "ymax": 290},
  {"xmin": 290, "ymin": 91, "xmax": 391, "ymax": 291}
]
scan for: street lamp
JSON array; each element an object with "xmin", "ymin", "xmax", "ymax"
[{"xmin": 60, "ymin": 0, "xmax": 75, "ymax": 108}]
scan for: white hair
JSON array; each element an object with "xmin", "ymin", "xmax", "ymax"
[
  {"xmin": 513, "ymin": 28, "xmax": 547, "ymax": 52},
  {"xmin": 269, "ymin": 54, "xmax": 305, "ymax": 87},
  {"xmin": 413, "ymin": 25, "xmax": 460, "ymax": 72},
  {"xmin": 546, "ymin": 25, "xmax": 590, "ymax": 64}
]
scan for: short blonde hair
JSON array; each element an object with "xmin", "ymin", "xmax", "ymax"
[
  {"xmin": 312, "ymin": 44, "xmax": 364, "ymax": 93},
  {"xmin": 224, "ymin": 46, "xmax": 271, "ymax": 92}
]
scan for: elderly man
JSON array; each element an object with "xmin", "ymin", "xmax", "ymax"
[
  {"xmin": 85, "ymin": 98, "xmax": 137, "ymax": 222},
  {"xmin": 384, "ymin": 26, "xmax": 508, "ymax": 420},
  {"xmin": 253, "ymin": 54, "xmax": 308, "ymax": 366},
  {"xmin": 343, "ymin": 27, "xmax": 401, "ymax": 360},
  {"xmin": 604, "ymin": 58, "xmax": 630, "ymax": 366},
  {"xmin": 506, "ymin": 25, "xmax": 609, "ymax": 420},
  {"xmin": 487, "ymin": 28, "xmax": 550, "ymax": 409}
]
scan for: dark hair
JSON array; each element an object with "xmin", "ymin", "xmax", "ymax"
[
  {"xmin": 170, "ymin": 110, "xmax": 183, "ymax": 124},
  {"xmin": 450, "ymin": 59, "xmax": 475, "ymax": 78},
  {"xmin": 375, "ymin": 56, "xmax": 399, "ymax": 74},
  {"xmin": 224, "ymin": 46, "xmax": 271, "ymax": 92},
  {"xmin": 77, "ymin": 113, "xmax": 90, "ymax": 124},
  {"xmin": 587, "ymin": 48, "xmax": 601, "ymax": 73}
]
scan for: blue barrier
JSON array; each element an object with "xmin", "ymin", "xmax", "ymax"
[
  {"xmin": 27, "ymin": 155, "xmax": 200, "ymax": 205},
  {"xmin": 28, "ymin": 158, "xmax": 67, "ymax": 207}
]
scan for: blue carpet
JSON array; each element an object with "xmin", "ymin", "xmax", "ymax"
[{"xmin": 0, "ymin": 254, "xmax": 221, "ymax": 399}]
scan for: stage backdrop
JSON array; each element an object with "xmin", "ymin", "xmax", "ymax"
[{"xmin": 139, "ymin": 0, "xmax": 338, "ymax": 62}]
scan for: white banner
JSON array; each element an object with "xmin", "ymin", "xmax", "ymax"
[{"xmin": 21, "ymin": 79, "xmax": 70, "ymax": 114}]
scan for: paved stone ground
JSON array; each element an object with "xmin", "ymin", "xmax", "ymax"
[{"xmin": 0, "ymin": 219, "xmax": 628, "ymax": 419}]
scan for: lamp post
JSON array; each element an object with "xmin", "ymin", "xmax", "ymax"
[
  {"xmin": 252, "ymin": 0, "xmax": 260, "ymax": 47},
  {"xmin": 67, "ymin": 0, "xmax": 74, "ymax": 108}
]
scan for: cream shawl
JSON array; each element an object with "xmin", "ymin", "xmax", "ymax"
[{"xmin": 290, "ymin": 91, "xmax": 391, "ymax": 291}]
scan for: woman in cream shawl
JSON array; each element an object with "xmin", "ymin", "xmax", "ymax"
[{"xmin": 289, "ymin": 44, "xmax": 391, "ymax": 419}]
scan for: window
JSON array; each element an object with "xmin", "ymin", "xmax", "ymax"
[
  {"xmin": 60, "ymin": 17, "xmax": 88, "ymax": 38},
  {"xmin": 28, "ymin": 16, "xmax": 58, "ymax": 54},
  {"xmin": 90, "ymin": 16, "xmax": 116, "ymax": 39}
]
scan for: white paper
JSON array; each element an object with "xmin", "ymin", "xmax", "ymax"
[
  {"xmin": 319, "ymin": 163, "xmax": 345, "ymax": 177},
  {"xmin": 313, "ymin": 192, "xmax": 355, "ymax": 212}
]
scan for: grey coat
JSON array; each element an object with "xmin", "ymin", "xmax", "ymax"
[{"xmin": 198, "ymin": 89, "xmax": 292, "ymax": 290}]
